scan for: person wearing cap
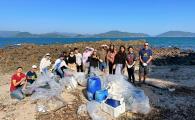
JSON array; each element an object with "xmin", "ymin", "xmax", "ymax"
[
  {"xmin": 53, "ymin": 54, "xmax": 68, "ymax": 78},
  {"xmin": 26, "ymin": 65, "xmax": 38, "ymax": 84},
  {"xmin": 139, "ymin": 42, "xmax": 153, "ymax": 84},
  {"xmin": 126, "ymin": 46, "xmax": 137, "ymax": 84},
  {"xmin": 98, "ymin": 45, "xmax": 108, "ymax": 72},
  {"xmin": 87, "ymin": 49, "xmax": 100, "ymax": 73},
  {"xmin": 39, "ymin": 53, "xmax": 51, "ymax": 74},
  {"xmin": 10, "ymin": 67, "xmax": 26, "ymax": 100}
]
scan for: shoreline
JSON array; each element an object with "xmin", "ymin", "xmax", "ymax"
[{"xmin": 0, "ymin": 40, "xmax": 195, "ymax": 73}]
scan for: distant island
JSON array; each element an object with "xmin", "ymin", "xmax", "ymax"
[{"xmin": 0, "ymin": 30, "xmax": 195, "ymax": 38}]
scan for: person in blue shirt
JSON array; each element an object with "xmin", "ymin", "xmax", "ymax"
[{"xmin": 139, "ymin": 42, "xmax": 153, "ymax": 84}]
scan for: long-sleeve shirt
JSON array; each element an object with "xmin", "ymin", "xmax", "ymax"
[
  {"xmin": 87, "ymin": 56, "xmax": 99, "ymax": 68},
  {"xmin": 39, "ymin": 58, "xmax": 51, "ymax": 72},
  {"xmin": 114, "ymin": 52, "xmax": 126, "ymax": 66},
  {"xmin": 67, "ymin": 55, "xmax": 76, "ymax": 64},
  {"xmin": 52, "ymin": 59, "xmax": 68, "ymax": 70},
  {"xmin": 107, "ymin": 51, "xmax": 117, "ymax": 63}
]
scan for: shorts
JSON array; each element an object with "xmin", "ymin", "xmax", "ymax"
[
  {"xmin": 139, "ymin": 64, "xmax": 149, "ymax": 75},
  {"xmin": 99, "ymin": 62, "xmax": 107, "ymax": 71}
]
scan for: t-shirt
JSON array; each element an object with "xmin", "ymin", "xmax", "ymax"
[
  {"xmin": 87, "ymin": 56, "xmax": 99, "ymax": 68},
  {"xmin": 68, "ymin": 55, "xmax": 76, "ymax": 64},
  {"xmin": 26, "ymin": 71, "xmax": 37, "ymax": 84},
  {"xmin": 75, "ymin": 53, "xmax": 83, "ymax": 66},
  {"xmin": 126, "ymin": 52, "xmax": 136, "ymax": 65},
  {"xmin": 139, "ymin": 48, "xmax": 153, "ymax": 63},
  {"xmin": 10, "ymin": 73, "xmax": 26, "ymax": 92}
]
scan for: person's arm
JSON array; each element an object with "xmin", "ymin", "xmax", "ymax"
[
  {"xmin": 146, "ymin": 50, "xmax": 153, "ymax": 64},
  {"xmin": 12, "ymin": 77, "xmax": 26, "ymax": 86}
]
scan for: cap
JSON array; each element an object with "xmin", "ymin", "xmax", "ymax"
[
  {"xmin": 46, "ymin": 53, "xmax": 50, "ymax": 56},
  {"xmin": 32, "ymin": 65, "xmax": 37, "ymax": 69}
]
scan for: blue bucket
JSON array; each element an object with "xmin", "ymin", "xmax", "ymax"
[
  {"xmin": 87, "ymin": 76, "xmax": 101, "ymax": 100},
  {"xmin": 105, "ymin": 99, "xmax": 121, "ymax": 108},
  {"xmin": 95, "ymin": 89, "xmax": 108, "ymax": 102}
]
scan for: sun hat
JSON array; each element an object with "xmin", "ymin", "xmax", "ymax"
[{"xmin": 32, "ymin": 65, "xmax": 37, "ymax": 69}]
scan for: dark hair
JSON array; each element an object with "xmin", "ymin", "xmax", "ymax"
[
  {"xmin": 119, "ymin": 45, "xmax": 125, "ymax": 53},
  {"xmin": 16, "ymin": 67, "xmax": 23, "ymax": 70},
  {"xmin": 74, "ymin": 48, "xmax": 78, "ymax": 51},
  {"xmin": 109, "ymin": 44, "xmax": 115, "ymax": 53},
  {"xmin": 128, "ymin": 45, "xmax": 133, "ymax": 50},
  {"xmin": 70, "ymin": 49, "xmax": 74, "ymax": 53}
]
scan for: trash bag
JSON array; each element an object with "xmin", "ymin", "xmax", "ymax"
[
  {"xmin": 129, "ymin": 90, "xmax": 151, "ymax": 114},
  {"xmin": 31, "ymin": 71, "xmax": 63, "ymax": 100},
  {"xmin": 87, "ymin": 101, "xmax": 109, "ymax": 120},
  {"xmin": 74, "ymin": 72, "xmax": 87, "ymax": 87},
  {"xmin": 60, "ymin": 76, "xmax": 78, "ymax": 90},
  {"xmin": 77, "ymin": 104, "xmax": 88, "ymax": 116},
  {"xmin": 103, "ymin": 74, "xmax": 151, "ymax": 114}
]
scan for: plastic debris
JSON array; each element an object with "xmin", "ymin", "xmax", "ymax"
[
  {"xmin": 36, "ymin": 105, "xmax": 48, "ymax": 113},
  {"xmin": 77, "ymin": 104, "xmax": 88, "ymax": 116}
]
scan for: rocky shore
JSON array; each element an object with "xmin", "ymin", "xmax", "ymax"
[{"xmin": 0, "ymin": 40, "xmax": 194, "ymax": 73}]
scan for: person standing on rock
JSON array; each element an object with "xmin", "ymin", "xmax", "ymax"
[
  {"xmin": 87, "ymin": 49, "xmax": 100, "ymax": 74},
  {"xmin": 10, "ymin": 67, "xmax": 26, "ymax": 100},
  {"xmin": 98, "ymin": 45, "xmax": 108, "ymax": 73},
  {"xmin": 39, "ymin": 53, "xmax": 51, "ymax": 74},
  {"xmin": 113, "ymin": 45, "xmax": 126, "ymax": 75},
  {"xmin": 139, "ymin": 42, "xmax": 153, "ymax": 84},
  {"xmin": 74, "ymin": 48, "xmax": 83, "ymax": 72},
  {"xmin": 126, "ymin": 46, "xmax": 137, "ymax": 84},
  {"xmin": 107, "ymin": 44, "xmax": 117, "ymax": 74},
  {"xmin": 67, "ymin": 50, "xmax": 77, "ymax": 71}
]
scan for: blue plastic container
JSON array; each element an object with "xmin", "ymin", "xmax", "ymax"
[
  {"xmin": 105, "ymin": 99, "xmax": 121, "ymax": 108},
  {"xmin": 95, "ymin": 89, "xmax": 108, "ymax": 102},
  {"xmin": 87, "ymin": 76, "xmax": 101, "ymax": 100}
]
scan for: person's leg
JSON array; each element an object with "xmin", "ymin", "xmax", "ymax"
[
  {"xmin": 131, "ymin": 67, "xmax": 135, "ymax": 83},
  {"xmin": 143, "ymin": 66, "xmax": 149, "ymax": 83},
  {"xmin": 76, "ymin": 65, "xmax": 79, "ymax": 72},
  {"xmin": 81, "ymin": 64, "xmax": 84, "ymax": 72},
  {"xmin": 108, "ymin": 62, "xmax": 112, "ymax": 74},
  {"xmin": 10, "ymin": 88, "xmax": 24, "ymax": 100},
  {"xmin": 139, "ymin": 65, "xmax": 144, "ymax": 83},
  {"xmin": 127, "ymin": 67, "xmax": 132, "ymax": 82}
]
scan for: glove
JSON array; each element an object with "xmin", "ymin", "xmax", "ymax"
[{"xmin": 143, "ymin": 63, "xmax": 147, "ymax": 66}]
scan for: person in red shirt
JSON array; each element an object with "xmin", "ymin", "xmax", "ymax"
[{"xmin": 10, "ymin": 67, "xmax": 26, "ymax": 100}]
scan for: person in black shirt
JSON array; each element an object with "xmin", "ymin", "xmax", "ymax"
[
  {"xmin": 87, "ymin": 50, "xmax": 100, "ymax": 73},
  {"xmin": 126, "ymin": 46, "xmax": 137, "ymax": 83},
  {"xmin": 113, "ymin": 45, "xmax": 126, "ymax": 75},
  {"xmin": 26, "ymin": 65, "xmax": 37, "ymax": 84},
  {"xmin": 67, "ymin": 50, "xmax": 77, "ymax": 71}
]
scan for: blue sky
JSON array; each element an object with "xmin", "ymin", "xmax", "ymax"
[{"xmin": 0, "ymin": 0, "xmax": 195, "ymax": 35}]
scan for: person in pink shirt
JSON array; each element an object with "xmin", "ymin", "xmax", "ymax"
[
  {"xmin": 82, "ymin": 47, "xmax": 94, "ymax": 72},
  {"xmin": 107, "ymin": 44, "xmax": 117, "ymax": 74}
]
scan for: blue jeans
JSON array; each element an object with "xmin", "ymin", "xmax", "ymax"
[
  {"xmin": 99, "ymin": 62, "xmax": 107, "ymax": 71},
  {"xmin": 10, "ymin": 87, "xmax": 24, "ymax": 100}
]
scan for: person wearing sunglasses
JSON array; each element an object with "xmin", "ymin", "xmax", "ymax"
[{"xmin": 139, "ymin": 42, "xmax": 153, "ymax": 84}]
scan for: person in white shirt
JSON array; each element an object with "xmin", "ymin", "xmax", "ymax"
[
  {"xmin": 52, "ymin": 54, "xmax": 69, "ymax": 78},
  {"xmin": 74, "ymin": 48, "xmax": 83, "ymax": 72},
  {"xmin": 39, "ymin": 53, "xmax": 51, "ymax": 74}
]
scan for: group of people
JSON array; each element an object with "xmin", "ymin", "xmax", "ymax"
[{"xmin": 10, "ymin": 42, "xmax": 153, "ymax": 100}]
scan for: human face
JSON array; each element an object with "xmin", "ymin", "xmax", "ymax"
[
  {"xmin": 144, "ymin": 43, "xmax": 149, "ymax": 49},
  {"xmin": 110, "ymin": 45, "xmax": 114, "ymax": 50},
  {"xmin": 70, "ymin": 51, "xmax": 74, "ymax": 55},
  {"xmin": 75, "ymin": 50, "xmax": 78, "ymax": 54},
  {"xmin": 93, "ymin": 51, "xmax": 97, "ymax": 55},
  {"xmin": 121, "ymin": 47, "xmax": 125, "ymax": 52},
  {"xmin": 17, "ymin": 68, "xmax": 23, "ymax": 73},
  {"xmin": 129, "ymin": 48, "xmax": 133, "ymax": 53}
]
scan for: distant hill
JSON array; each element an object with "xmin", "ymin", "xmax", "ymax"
[
  {"xmin": 0, "ymin": 31, "xmax": 20, "ymax": 37},
  {"xmin": 94, "ymin": 31, "xmax": 150, "ymax": 37},
  {"xmin": 157, "ymin": 31, "xmax": 195, "ymax": 37}
]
